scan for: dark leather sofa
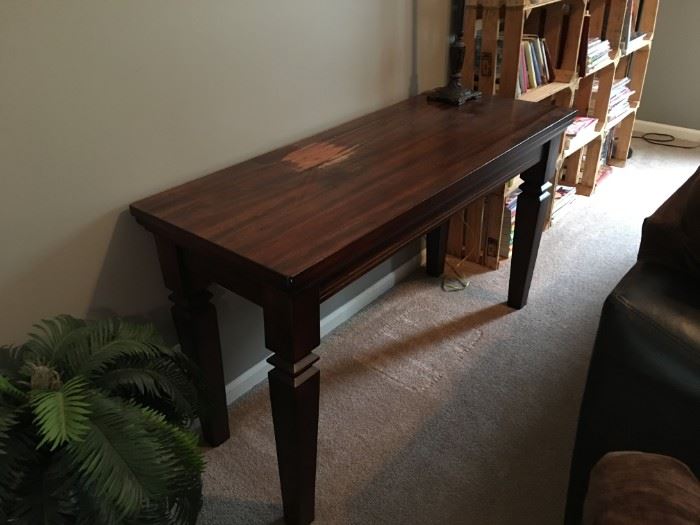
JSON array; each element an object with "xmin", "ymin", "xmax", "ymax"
[{"xmin": 564, "ymin": 166, "xmax": 700, "ymax": 524}]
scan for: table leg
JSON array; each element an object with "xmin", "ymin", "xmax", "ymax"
[
  {"xmin": 154, "ymin": 237, "xmax": 231, "ymax": 446},
  {"xmin": 426, "ymin": 220, "xmax": 450, "ymax": 277},
  {"xmin": 263, "ymin": 286, "xmax": 321, "ymax": 525},
  {"xmin": 508, "ymin": 136, "xmax": 561, "ymax": 309}
]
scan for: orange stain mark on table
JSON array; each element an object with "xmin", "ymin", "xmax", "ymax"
[{"xmin": 283, "ymin": 142, "xmax": 358, "ymax": 171}]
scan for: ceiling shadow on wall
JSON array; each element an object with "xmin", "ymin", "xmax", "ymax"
[
  {"xmin": 0, "ymin": 208, "xmax": 164, "ymax": 343},
  {"xmin": 88, "ymin": 208, "xmax": 176, "ymax": 341}
]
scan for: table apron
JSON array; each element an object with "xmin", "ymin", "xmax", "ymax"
[
  {"xmin": 317, "ymin": 140, "xmax": 546, "ymax": 301},
  {"xmin": 172, "ymin": 135, "xmax": 551, "ymax": 307}
]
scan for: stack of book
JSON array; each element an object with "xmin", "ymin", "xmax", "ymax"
[
  {"xmin": 608, "ymin": 77, "xmax": 635, "ymax": 122},
  {"xmin": 564, "ymin": 116, "xmax": 598, "ymax": 150},
  {"xmin": 499, "ymin": 188, "xmax": 521, "ymax": 260},
  {"xmin": 551, "ymin": 185, "xmax": 577, "ymax": 222},
  {"xmin": 516, "ymin": 35, "xmax": 554, "ymax": 96},
  {"xmin": 475, "ymin": 23, "xmax": 504, "ymax": 83},
  {"xmin": 600, "ymin": 131, "xmax": 616, "ymax": 164},
  {"xmin": 621, "ymin": 0, "xmax": 647, "ymax": 53},
  {"xmin": 586, "ymin": 38, "xmax": 611, "ymax": 74}
]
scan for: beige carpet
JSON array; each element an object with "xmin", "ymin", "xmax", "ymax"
[{"xmin": 199, "ymin": 139, "xmax": 700, "ymax": 524}]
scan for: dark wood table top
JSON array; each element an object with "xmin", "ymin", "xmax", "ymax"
[{"xmin": 131, "ymin": 95, "xmax": 573, "ymax": 291}]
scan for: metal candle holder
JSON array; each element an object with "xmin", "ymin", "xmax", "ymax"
[{"xmin": 428, "ymin": 0, "xmax": 481, "ymax": 106}]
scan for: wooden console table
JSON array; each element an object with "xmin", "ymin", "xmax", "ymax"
[{"xmin": 130, "ymin": 95, "xmax": 574, "ymax": 524}]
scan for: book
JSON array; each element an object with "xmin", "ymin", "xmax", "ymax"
[
  {"xmin": 566, "ymin": 117, "xmax": 598, "ymax": 136},
  {"xmin": 524, "ymin": 42, "xmax": 537, "ymax": 88},
  {"xmin": 519, "ymin": 35, "xmax": 554, "ymax": 89},
  {"xmin": 621, "ymin": 0, "xmax": 634, "ymax": 52},
  {"xmin": 551, "ymin": 185, "xmax": 577, "ymax": 221},
  {"xmin": 621, "ymin": 0, "xmax": 649, "ymax": 54},
  {"xmin": 499, "ymin": 189, "xmax": 521, "ymax": 259},
  {"xmin": 538, "ymin": 39, "xmax": 551, "ymax": 82},
  {"xmin": 474, "ymin": 20, "xmax": 505, "ymax": 86},
  {"xmin": 532, "ymin": 37, "xmax": 545, "ymax": 79},
  {"xmin": 524, "ymin": 35, "xmax": 546, "ymax": 84},
  {"xmin": 585, "ymin": 38, "xmax": 611, "ymax": 74},
  {"xmin": 607, "ymin": 77, "xmax": 634, "ymax": 121},
  {"xmin": 525, "ymin": 40, "xmax": 542, "ymax": 86},
  {"xmin": 542, "ymin": 38, "xmax": 555, "ymax": 82},
  {"xmin": 578, "ymin": 13, "xmax": 591, "ymax": 77},
  {"xmin": 627, "ymin": 32, "xmax": 648, "ymax": 51},
  {"xmin": 600, "ymin": 131, "xmax": 615, "ymax": 163},
  {"xmin": 564, "ymin": 117, "xmax": 598, "ymax": 149},
  {"xmin": 520, "ymin": 42, "xmax": 529, "ymax": 92}
]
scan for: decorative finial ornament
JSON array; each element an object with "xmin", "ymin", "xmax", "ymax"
[{"xmin": 427, "ymin": 0, "xmax": 481, "ymax": 105}]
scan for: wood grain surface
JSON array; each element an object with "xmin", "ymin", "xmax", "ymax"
[{"xmin": 131, "ymin": 95, "xmax": 573, "ymax": 293}]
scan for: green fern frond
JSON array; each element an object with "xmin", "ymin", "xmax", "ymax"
[
  {"xmin": 152, "ymin": 358, "xmax": 197, "ymax": 402},
  {"xmin": 31, "ymin": 377, "xmax": 91, "ymax": 450},
  {"xmin": 2, "ymin": 316, "xmax": 204, "ymax": 524},
  {"xmin": 0, "ymin": 405, "xmax": 22, "ymax": 455},
  {"xmin": 132, "ymin": 406, "xmax": 204, "ymax": 524},
  {"xmin": 116, "ymin": 321, "xmax": 163, "ymax": 345},
  {"xmin": 137, "ymin": 405, "xmax": 205, "ymax": 480},
  {"xmin": 103, "ymin": 360, "xmax": 197, "ymax": 425},
  {"xmin": 150, "ymin": 342, "xmax": 198, "ymax": 375},
  {"xmin": 99, "ymin": 368, "xmax": 163, "ymax": 397},
  {"xmin": 117, "ymin": 320, "xmax": 192, "ymax": 368},
  {"xmin": 66, "ymin": 393, "xmax": 171, "ymax": 520},
  {"xmin": 8, "ymin": 451, "xmax": 76, "ymax": 525},
  {"xmin": 0, "ymin": 428, "xmax": 40, "ymax": 522},
  {"xmin": 73, "ymin": 489, "xmax": 124, "ymax": 525},
  {"xmin": 0, "ymin": 374, "xmax": 26, "ymax": 402},
  {"xmin": 24, "ymin": 315, "xmax": 85, "ymax": 364},
  {"xmin": 0, "ymin": 345, "xmax": 28, "ymax": 381},
  {"xmin": 52, "ymin": 327, "xmax": 93, "ymax": 377},
  {"xmin": 99, "ymin": 366, "xmax": 192, "ymax": 422},
  {"xmin": 72, "ymin": 319, "xmax": 160, "ymax": 377}
]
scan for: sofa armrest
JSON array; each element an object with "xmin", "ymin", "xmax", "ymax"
[
  {"xmin": 564, "ymin": 261, "xmax": 700, "ymax": 523},
  {"xmin": 583, "ymin": 452, "xmax": 700, "ymax": 525},
  {"xmin": 638, "ymin": 166, "xmax": 700, "ymax": 278}
]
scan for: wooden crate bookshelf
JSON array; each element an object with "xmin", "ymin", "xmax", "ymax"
[
  {"xmin": 445, "ymin": 0, "xmax": 659, "ymax": 265},
  {"xmin": 571, "ymin": 0, "xmax": 658, "ymax": 182},
  {"xmin": 447, "ymin": 0, "xmax": 584, "ymax": 268}
]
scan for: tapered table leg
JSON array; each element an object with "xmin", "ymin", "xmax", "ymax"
[
  {"xmin": 154, "ymin": 237, "xmax": 230, "ymax": 446},
  {"xmin": 426, "ymin": 220, "xmax": 450, "ymax": 277},
  {"xmin": 263, "ymin": 286, "xmax": 321, "ymax": 525},
  {"xmin": 508, "ymin": 136, "xmax": 561, "ymax": 309}
]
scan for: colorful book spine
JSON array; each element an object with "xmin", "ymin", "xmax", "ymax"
[
  {"xmin": 519, "ymin": 36, "xmax": 554, "ymax": 90},
  {"xmin": 520, "ymin": 42, "xmax": 529, "ymax": 92},
  {"xmin": 524, "ymin": 43, "xmax": 537, "ymax": 88},
  {"xmin": 530, "ymin": 41, "xmax": 542, "ymax": 86},
  {"xmin": 542, "ymin": 38, "xmax": 555, "ymax": 82}
]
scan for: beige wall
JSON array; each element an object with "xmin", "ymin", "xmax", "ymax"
[
  {"xmin": 636, "ymin": 0, "xmax": 700, "ymax": 129},
  {"xmin": 1, "ymin": 1, "xmax": 449, "ymax": 379}
]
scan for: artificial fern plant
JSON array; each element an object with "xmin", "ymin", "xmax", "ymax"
[{"xmin": 0, "ymin": 315, "xmax": 205, "ymax": 524}]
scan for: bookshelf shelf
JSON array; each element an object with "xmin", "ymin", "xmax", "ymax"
[
  {"xmin": 608, "ymin": 158, "xmax": 627, "ymax": 168},
  {"xmin": 584, "ymin": 57, "xmax": 615, "ymax": 77},
  {"xmin": 605, "ymin": 106, "xmax": 636, "ymax": 132},
  {"xmin": 470, "ymin": 0, "xmax": 565, "ymax": 9},
  {"xmin": 620, "ymin": 37, "xmax": 652, "ymax": 58},
  {"xmin": 445, "ymin": 0, "xmax": 658, "ymax": 269},
  {"xmin": 520, "ymin": 0, "xmax": 566, "ymax": 12},
  {"xmin": 519, "ymin": 81, "xmax": 573, "ymax": 102},
  {"xmin": 564, "ymin": 127, "xmax": 600, "ymax": 158}
]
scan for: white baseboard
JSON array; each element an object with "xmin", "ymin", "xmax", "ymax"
[
  {"xmin": 633, "ymin": 120, "xmax": 700, "ymax": 142},
  {"xmin": 224, "ymin": 358, "xmax": 273, "ymax": 403},
  {"xmin": 318, "ymin": 254, "xmax": 420, "ymax": 337},
  {"xmin": 223, "ymin": 254, "xmax": 421, "ymax": 405}
]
